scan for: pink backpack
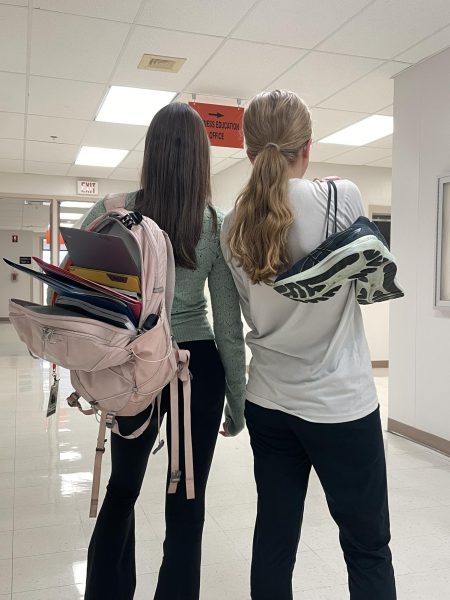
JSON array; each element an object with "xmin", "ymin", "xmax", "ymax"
[{"xmin": 8, "ymin": 193, "xmax": 194, "ymax": 517}]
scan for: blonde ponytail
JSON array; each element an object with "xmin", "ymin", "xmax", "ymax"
[{"xmin": 228, "ymin": 90, "xmax": 312, "ymax": 285}]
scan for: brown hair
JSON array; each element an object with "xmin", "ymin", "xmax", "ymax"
[
  {"xmin": 136, "ymin": 102, "xmax": 216, "ymax": 270},
  {"xmin": 228, "ymin": 90, "xmax": 312, "ymax": 284}
]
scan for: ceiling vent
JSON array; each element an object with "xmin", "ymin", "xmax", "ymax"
[{"xmin": 138, "ymin": 54, "xmax": 186, "ymax": 73}]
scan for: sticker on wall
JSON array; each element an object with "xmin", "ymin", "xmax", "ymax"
[{"xmin": 19, "ymin": 257, "xmax": 31, "ymax": 265}]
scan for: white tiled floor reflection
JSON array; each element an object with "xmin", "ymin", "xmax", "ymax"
[{"xmin": 1, "ymin": 323, "xmax": 450, "ymax": 598}]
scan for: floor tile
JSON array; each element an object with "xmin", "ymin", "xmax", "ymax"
[
  {"xmin": 0, "ymin": 558, "xmax": 12, "ymax": 595},
  {"xmin": 13, "ymin": 523, "xmax": 86, "ymax": 558},
  {"xmin": 0, "ymin": 532, "xmax": 12, "ymax": 560},
  {"xmin": 12, "ymin": 550, "xmax": 86, "ymax": 593}
]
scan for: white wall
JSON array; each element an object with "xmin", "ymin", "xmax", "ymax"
[
  {"xmin": 0, "ymin": 230, "xmax": 42, "ymax": 318},
  {"xmin": 212, "ymin": 159, "xmax": 392, "ymax": 362},
  {"xmin": 0, "ymin": 172, "xmax": 138, "ymax": 199},
  {"xmin": 389, "ymin": 47, "xmax": 450, "ymax": 441}
]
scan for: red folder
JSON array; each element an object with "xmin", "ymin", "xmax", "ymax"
[{"xmin": 33, "ymin": 256, "xmax": 142, "ymax": 321}]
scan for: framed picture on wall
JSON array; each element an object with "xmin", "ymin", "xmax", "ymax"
[{"xmin": 435, "ymin": 175, "xmax": 450, "ymax": 309}]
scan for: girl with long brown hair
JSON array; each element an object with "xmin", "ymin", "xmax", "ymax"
[
  {"xmin": 81, "ymin": 102, "xmax": 246, "ymax": 600},
  {"xmin": 223, "ymin": 90, "xmax": 396, "ymax": 600}
]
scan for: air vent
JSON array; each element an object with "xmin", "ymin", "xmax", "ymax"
[{"xmin": 138, "ymin": 54, "xmax": 186, "ymax": 73}]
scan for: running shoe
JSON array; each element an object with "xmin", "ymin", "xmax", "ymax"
[{"xmin": 273, "ymin": 216, "xmax": 404, "ymax": 304}]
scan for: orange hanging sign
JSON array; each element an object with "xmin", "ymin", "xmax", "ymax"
[{"xmin": 189, "ymin": 102, "xmax": 244, "ymax": 149}]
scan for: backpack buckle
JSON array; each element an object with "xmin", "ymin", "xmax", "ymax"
[
  {"xmin": 170, "ymin": 470, "xmax": 181, "ymax": 483},
  {"xmin": 120, "ymin": 212, "xmax": 143, "ymax": 229},
  {"xmin": 105, "ymin": 413, "xmax": 116, "ymax": 429}
]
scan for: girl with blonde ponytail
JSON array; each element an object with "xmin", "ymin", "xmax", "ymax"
[
  {"xmin": 228, "ymin": 90, "xmax": 312, "ymax": 284},
  {"xmin": 222, "ymin": 90, "xmax": 396, "ymax": 600}
]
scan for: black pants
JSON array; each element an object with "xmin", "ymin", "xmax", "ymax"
[
  {"xmin": 85, "ymin": 340, "xmax": 225, "ymax": 600},
  {"xmin": 245, "ymin": 401, "xmax": 396, "ymax": 600}
]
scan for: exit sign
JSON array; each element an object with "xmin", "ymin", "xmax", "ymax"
[{"xmin": 77, "ymin": 180, "xmax": 99, "ymax": 196}]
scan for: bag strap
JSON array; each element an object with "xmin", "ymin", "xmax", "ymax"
[
  {"xmin": 167, "ymin": 350, "xmax": 194, "ymax": 500},
  {"xmin": 325, "ymin": 180, "xmax": 338, "ymax": 238},
  {"xmin": 161, "ymin": 230, "xmax": 176, "ymax": 321},
  {"xmin": 89, "ymin": 411, "xmax": 108, "ymax": 518}
]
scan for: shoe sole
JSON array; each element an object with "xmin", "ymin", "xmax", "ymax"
[{"xmin": 274, "ymin": 235, "xmax": 404, "ymax": 303}]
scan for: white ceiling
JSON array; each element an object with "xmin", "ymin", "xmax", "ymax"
[{"xmin": 0, "ymin": 0, "xmax": 450, "ymax": 180}]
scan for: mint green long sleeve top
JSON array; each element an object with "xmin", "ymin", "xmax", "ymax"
[{"xmin": 80, "ymin": 192, "xmax": 247, "ymax": 435}]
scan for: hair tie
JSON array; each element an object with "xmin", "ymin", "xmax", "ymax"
[{"xmin": 265, "ymin": 142, "xmax": 280, "ymax": 151}]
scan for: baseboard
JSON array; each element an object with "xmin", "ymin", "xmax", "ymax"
[
  {"xmin": 372, "ymin": 360, "xmax": 389, "ymax": 368},
  {"xmin": 388, "ymin": 418, "xmax": 450, "ymax": 457}
]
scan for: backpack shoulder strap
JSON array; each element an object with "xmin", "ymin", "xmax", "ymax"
[
  {"xmin": 162, "ymin": 231, "xmax": 175, "ymax": 320},
  {"xmin": 103, "ymin": 192, "xmax": 128, "ymax": 212},
  {"xmin": 325, "ymin": 180, "xmax": 338, "ymax": 238}
]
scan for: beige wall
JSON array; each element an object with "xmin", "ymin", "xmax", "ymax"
[{"xmin": 389, "ymin": 46, "xmax": 450, "ymax": 441}]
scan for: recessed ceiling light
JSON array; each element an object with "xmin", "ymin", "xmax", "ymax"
[
  {"xmin": 96, "ymin": 86, "xmax": 176, "ymax": 126},
  {"xmin": 60, "ymin": 213, "xmax": 84, "ymax": 221},
  {"xmin": 318, "ymin": 115, "xmax": 394, "ymax": 146},
  {"xmin": 61, "ymin": 201, "xmax": 95, "ymax": 209},
  {"xmin": 75, "ymin": 146, "xmax": 128, "ymax": 168}
]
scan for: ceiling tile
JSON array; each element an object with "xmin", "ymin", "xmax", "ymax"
[
  {"xmin": 119, "ymin": 151, "xmax": 143, "ymax": 169},
  {"xmin": 28, "ymin": 76, "xmax": 105, "ymax": 120},
  {"xmin": 310, "ymin": 108, "xmax": 370, "ymax": 142},
  {"xmin": 231, "ymin": 148, "xmax": 248, "ymax": 159},
  {"xmin": 188, "ymin": 40, "xmax": 305, "ymax": 99},
  {"xmin": 111, "ymin": 26, "xmax": 223, "ymax": 91},
  {"xmin": 396, "ymin": 25, "xmax": 450, "ymax": 63},
  {"xmin": 176, "ymin": 92, "xmax": 249, "ymax": 105},
  {"xmin": 368, "ymin": 135, "xmax": 392, "ymax": 149},
  {"xmin": 138, "ymin": 0, "xmax": 256, "ymax": 37},
  {"xmin": 0, "ymin": 138, "xmax": 23, "ymax": 160},
  {"xmin": 0, "ymin": 5, "xmax": 27, "ymax": 73},
  {"xmin": 0, "ymin": 112, "xmax": 25, "ymax": 139},
  {"xmin": 67, "ymin": 165, "xmax": 114, "ymax": 178},
  {"xmin": 270, "ymin": 52, "xmax": 382, "ymax": 107},
  {"xmin": 309, "ymin": 143, "xmax": 354, "ymax": 163},
  {"xmin": 379, "ymin": 105, "xmax": 393, "ymax": 116},
  {"xmin": 109, "ymin": 167, "xmax": 140, "ymax": 182},
  {"xmin": 367, "ymin": 156, "xmax": 392, "ymax": 168},
  {"xmin": 233, "ymin": 0, "xmax": 371, "ymax": 49},
  {"xmin": 135, "ymin": 137, "xmax": 146, "ymax": 151},
  {"xmin": 82, "ymin": 122, "xmax": 147, "ymax": 150},
  {"xmin": 26, "ymin": 115, "xmax": 89, "ymax": 145},
  {"xmin": 31, "ymin": 11, "xmax": 130, "ymax": 83},
  {"xmin": 0, "ymin": 72, "xmax": 26, "ymax": 112},
  {"xmin": 318, "ymin": 0, "xmax": 450, "ymax": 60},
  {"xmin": 324, "ymin": 147, "xmax": 390, "ymax": 165},
  {"xmin": 25, "ymin": 140, "xmax": 79, "ymax": 163},
  {"xmin": 24, "ymin": 161, "xmax": 70, "ymax": 176},
  {"xmin": 211, "ymin": 156, "xmax": 226, "ymax": 167},
  {"xmin": 319, "ymin": 61, "xmax": 407, "ymax": 113},
  {"xmin": 210, "ymin": 146, "xmax": 239, "ymax": 159},
  {"xmin": 368, "ymin": 156, "xmax": 392, "ymax": 169},
  {"xmin": 0, "ymin": 158, "xmax": 23, "ymax": 173},
  {"xmin": 213, "ymin": 157, "xmax": 243, "ymax": 173},
  {"xmin": 33, "ymin": 0, "xmax": 142, "ymax": 22}
]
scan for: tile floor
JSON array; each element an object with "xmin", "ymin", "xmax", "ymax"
[{"xmin": 1, "ymin": 322, "xmax": 450, "ymax": 599}]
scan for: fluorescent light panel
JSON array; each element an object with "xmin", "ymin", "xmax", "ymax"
[
  {"xmin": 76, "ymin": 146, "xmax": 128, "ymax": 168},
  {"xmin": 61, "ymin": 201, "xmax": 95, "ymax": 209},
  {"xmin": 60, "ymin": 213, "xmax": 84, "ymax": 221},
  {"xmin": 60, "ymin": 222, "xmax": 74, "ymax": 228},
  {"xmin": 96, "ymin": 86, "xmax": 176, "ymax": 126},
  {"xmin": 319, "ymin": 115, "xmax": 394, "ymax": 146}
]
